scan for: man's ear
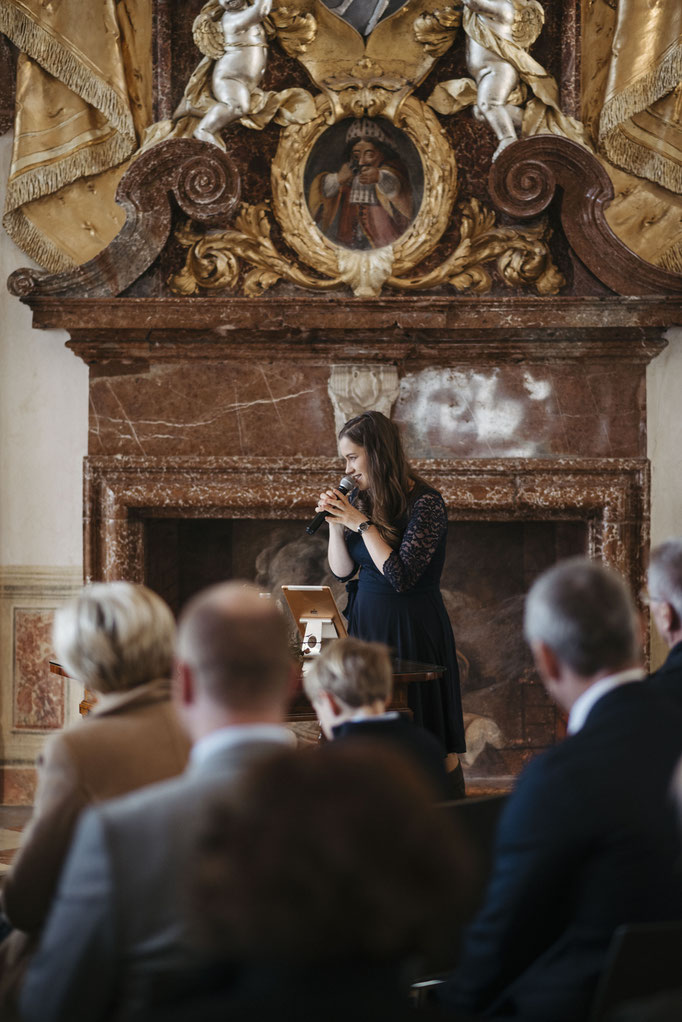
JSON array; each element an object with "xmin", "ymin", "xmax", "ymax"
[
  {"xmin": 531, "ymin": 639, "xmax": 561, "ymax": 685},
  {"xmin": 652, "ymin": 600, "xmax": 675, "ymax": 641},
  {"xmin": 316, "ymin": 690, "xmax": 343, "ymax": 719},
  {"xmin": 174, "ymin": 660, "xmax": 195, "ymax": 708}
]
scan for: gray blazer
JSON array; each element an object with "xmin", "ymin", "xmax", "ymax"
[{"xmin": 20, "ymin": 731, "xmax": 291, "ymax": 1022}]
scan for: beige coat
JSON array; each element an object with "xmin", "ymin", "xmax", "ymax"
[{"xmin": 1, "ymin": 678, "xmax": 190, "ymax": 935}]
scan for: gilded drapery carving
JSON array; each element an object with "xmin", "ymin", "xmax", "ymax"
[
  {"xmin": 599, "ymin": 0, "xmax": 682, "ymax": 195},
  {"xmin": 582, "ymin": 0, "xmax": 682, "ymax": 274},
  {"xmin": 0, "ymin": 0, "xmax": 152, "ymax": 271}
]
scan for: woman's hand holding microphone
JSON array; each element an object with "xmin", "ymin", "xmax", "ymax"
[{"xmin": 315, "ymin": 489, "xmax": 369, "ymax": 533}]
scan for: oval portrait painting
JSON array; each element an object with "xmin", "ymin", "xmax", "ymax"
[{"xmin": 305, "ymin": 118, "xmax": 424, "ymax": 252}]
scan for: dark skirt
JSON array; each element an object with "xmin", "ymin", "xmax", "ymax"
[{"xmin": 346, "ymin": 576, "xmax": 465, "ymax": 754}]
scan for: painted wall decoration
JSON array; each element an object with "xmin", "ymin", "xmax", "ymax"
[{"xmin": 305, "ymin": 118, "xmax": 422, "ymax": 251}]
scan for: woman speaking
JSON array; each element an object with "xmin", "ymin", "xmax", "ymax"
[{"xmin": 316, "ymin": 411, "xmax": 465, "ymax": 786}]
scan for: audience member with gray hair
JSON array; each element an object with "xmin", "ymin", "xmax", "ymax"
[
  {"xmin": 440, "ymin": 556, "xmax": 682, "ymax": 1022},
  {"xmin": 20, "ymin": 581, "xmax": 297, "ymax": 1022},
  {"xmin": 646, "ymin": 538, "xmax": 682, "ymax": 709},
  {"xmin": 2, "ymin": 582, "xmax": 189, "ymax": 937},
  {"xmin": 304, "ymin": 637, "xmax": 451, "ymax": 798}
]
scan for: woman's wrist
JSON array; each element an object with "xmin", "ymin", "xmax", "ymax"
[{"xmin": 357, "ymin": 518, "xmax": 373, "ymax": 536}]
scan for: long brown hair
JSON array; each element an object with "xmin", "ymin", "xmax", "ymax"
[{"xmin": 339, "ymin": 411, "xmax": 422, "ymax": 547}]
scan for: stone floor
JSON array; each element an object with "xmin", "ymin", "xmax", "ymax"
[{"xmin": 0, "ymin": 807, "xmax": 32, "ymax": 882}]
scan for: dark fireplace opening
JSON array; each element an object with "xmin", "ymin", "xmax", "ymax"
[{"xmin": 144, "ymin": 516, "xmax": 587, "ymax": 784}]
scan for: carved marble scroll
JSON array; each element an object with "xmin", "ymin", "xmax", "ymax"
[
  {"xmin": 488, "ymin": 136, "xmax": 682, "ymax": 297},
  {"xmin": 7, "ymin": 140, "xmax": 241, "ymax": 299},
  {"xmin": 327, "ymin": 364, "xmax": 400, "ymax": 433}
]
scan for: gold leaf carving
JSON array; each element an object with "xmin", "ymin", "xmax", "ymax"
[
  {"xmin": 387, "ymin": 198, "xmax": 564, "ymax": 295},
  {"xmin": 169, "ymin": 197, "xmax": 563, "ymax": 298},
  {"xmin": 192, "ymin": 0, "xmax": 226, "ymax": 61},
  {"xmin": 168, "ymin": 203, "xmax": 343, "ymax": 296},
  {"xmin": 413, "ymin": 6, "xmax": 462, "ymax": 58},
  {"xmin": 271, "ymin": 97, "xmax": 459, "ymax": 280},
  {"xmin": 168, "ymin": 95, "xmax": 562, "ymax": 298},
  {"xmin": 268, "ymin": 5, "xmax": 318, "ymax": 56},
  {"xmin": 321, "ymin": 59, "xmax": 409, "ymax": 119},
  {"xmin": 336, "ymin": 248, "xmax": 395, "ymax": 297},
  {"xmin": 324, "ymin": 57, "xmax": 404, "ymax": 91}
]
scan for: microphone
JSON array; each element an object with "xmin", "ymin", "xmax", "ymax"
[{"xmin": 306, "ymin": 476, "xmax": 355, "ymax": 535}]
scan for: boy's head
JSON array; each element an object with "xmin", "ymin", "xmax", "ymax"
[{"xmin": 303, "ymin": 637, "xmax": 393, "ymax": 738}]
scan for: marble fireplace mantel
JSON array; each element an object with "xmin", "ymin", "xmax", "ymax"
[
  {"xmin": 18, "ymin": 296, "xmax": 680, "ymax": 365},
  {"xmin": 84, "ymin": 455, "xmax": 648, "ymax": 589}
]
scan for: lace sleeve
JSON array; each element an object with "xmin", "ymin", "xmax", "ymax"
[{"xmin": 383, "ymin": 491, "xmax": 447, "ymax": 593}]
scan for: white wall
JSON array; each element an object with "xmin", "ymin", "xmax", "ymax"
[
  {"xmin": 0, "ymin": 135, "xmax": 88, "ymax": 568},
  {"xmin": 647, "ymin": 327, "xmax": 682, "ymax": 668},
  {"xmin": 648, "ymin": 327, "xmax": 682, "ymax": 546}
]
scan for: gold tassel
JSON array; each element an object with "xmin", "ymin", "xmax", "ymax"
[
  {"xmin": 599, "ymin": 131, "xmax": 682, "ymax": 195},
  {"xmin": 660, "ymin": 240, "xmax": 682, "ymax": 275},
  {"xmin": 1, "ymin": 209, "xmax": 76, "ymax": 274},
  {"xmin": 0, "ymin": 5, "xmax": 136, "ymax": 143},
  {"xmin": 0, "ymin": 3, "xmax": 137, "ymax": 268},
  {"xmin": 599, "ymin": 41, "xmax": 682, "ymax": 193}
]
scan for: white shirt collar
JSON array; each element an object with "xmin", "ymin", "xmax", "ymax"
[
  {"xmin": 567, "ymin": 668, "xmax": 646, "ymax": 735},
  {"xmin": 191, "ymin": 723, "xmax": 295, "ymax": 767},
  {"xmin": 347, "ymin": 710, "xmax": 400, "ymax": 723}
]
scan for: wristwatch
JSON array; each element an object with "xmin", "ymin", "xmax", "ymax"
[{"xmin": 357, "ymin": 519, "xmax": 373, "ymax": 536}]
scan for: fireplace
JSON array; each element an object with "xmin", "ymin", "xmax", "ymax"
[{"xmin": 84, "ymin": 453, "xmax": 648, "ymax": 787}]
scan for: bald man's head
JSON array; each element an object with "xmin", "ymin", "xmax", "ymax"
[{"xmin": 176, "ymin": 583, "xmax": 293, "ymax": 713}]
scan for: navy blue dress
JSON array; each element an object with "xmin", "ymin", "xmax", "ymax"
[{"xmin": 340, "ymin": 485, "xmax": 465, "ymax": 754}]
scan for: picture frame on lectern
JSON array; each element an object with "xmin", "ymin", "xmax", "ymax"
[{"xmin": 281, "ymin": 585, "xmax": 348, "ymax": 655}]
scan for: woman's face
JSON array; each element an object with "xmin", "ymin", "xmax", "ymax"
[{"xmin": 339, "ymin": 437, "xmax": 370, "ymax": 490}]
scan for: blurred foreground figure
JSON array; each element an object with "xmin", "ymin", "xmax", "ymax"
[
  {"xmin": 304, "ymin": 636, "xmax": 450, "ymax": 797},
  {"xmin": 440, "ymin": 557, "xmax": 682, "ymax": 1021},
  {"xmin": 0, "ymin": 584, "xmax": 189, "ymax": 1020},
  {"xmin": 647, "ymin": 538, "xmax": 682, "ymax": 709},
  {"xmin": 146, "ymin": 742, "xmax": 474, "ymax": 1022},
  {"xmin": 20, "ymin": 582, "xmax": 297, "ymax": 1022},
  {"xmin": 2, "ymin": 583, "xmax": 189, "ymax": 936},
  {"xmin": 603, "ymin": 756, "xmax": 682, "ymax": 1022}
]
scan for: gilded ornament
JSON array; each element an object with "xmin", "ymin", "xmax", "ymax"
[
  {"xmin": 267, "ymin": 4, "xmax": 318, "ymax": 55},
  {"xmin": 413, "ymin": 6, "xmax": 462, "ymax": 58},
  {"xmin": 169, "ymin": 194, "xmax": 563, "ymax": 298},
  {"xmin": 163, "ymin": 0, "xmax": 566, "ymax": 298}
]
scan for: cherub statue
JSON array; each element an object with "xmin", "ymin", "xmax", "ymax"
[
  {"xmin": 461, "ymin": 0, "xmax": 544, "ymax": 159},
  {"xmin": 194, "ymin": 0, "xmax": 273, "ymax": 148}
]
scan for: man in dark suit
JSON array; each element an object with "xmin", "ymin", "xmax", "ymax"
[
  {"xmin": 647, "ymin": 537, "xmax": 682, "ymax": 708},
  {"xmin": 20, "ymin": 582, "xmax": 297, "ymax": 1022},
  {"xmin": 440, "ymin": 557, "xmax": 682, "ymax": 1022},
  {"xmin": 304, "ymin": 636, "xmax": 451, "ymax": 798}
]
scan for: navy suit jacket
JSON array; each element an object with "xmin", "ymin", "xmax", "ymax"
[
  {"xmin": 648, "ymin": 640, "xmax": 682, "ymax": 710},
  {"xmin": 331, "ymin": 715, "xmax": 449, "ymax": 799},
  {"xmin": 440, "ymin": 682, "xmax": 682, "ymax": 1022}
]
